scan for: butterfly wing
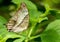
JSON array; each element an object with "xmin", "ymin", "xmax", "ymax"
[
  {"xmin": 12, "ymin": 15, "xmax": 29, "ymax": 32},
  {"xmin": 6, "ymin": 3, "xmax": 29, "ymax": 32}
]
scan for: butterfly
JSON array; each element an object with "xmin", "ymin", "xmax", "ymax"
[{"xmin": 6, "ymin": 3, "xmax": 29, "ymax": 33}]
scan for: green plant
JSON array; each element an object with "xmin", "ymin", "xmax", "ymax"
[{"xmin": 0, "ymin": 0, "xmax": 60, "ymax": 42}]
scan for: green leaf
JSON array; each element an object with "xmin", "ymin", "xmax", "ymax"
[
  {"xmin": 41, "ymin": 20, "xmax": 60, "ymax": 42},
  {"xmin": 43, "ymin": 0, "xmax": 60, "ymax": 10},
  {"xmin": 13, "ymin": 38, "xmax": 25, "ymax": 42},
  {"xmin": 0, "ymin": 16, "xmax": 7, "ymax": 24},
  {"xmin": 50, "ymin": 10, "xmax": 60, "ymax": 19},
  {"xmin": 0, "ymin": 31, "xmax": 25, "ymax": 42},
  {"xmin": 12, "ymin": 0, "xmax": 29, "ymax": 5},
  {"xmin": 0, "ymin": 19, "xmax": 25, "ymax": 42}
]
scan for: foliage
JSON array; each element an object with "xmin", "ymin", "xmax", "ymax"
[{"xmin": 0, "ymin": 0, "xmax": 60, "ymax": 42}]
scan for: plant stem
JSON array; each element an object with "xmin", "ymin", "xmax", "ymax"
[
  {"xmin": 28, "ymin": 23, "xmax": 37, "ymax": 37},
  {"xmin": 25, "ymin": 39, "xmax": 28, "ymax": 42},
  {"xmin": 24, "ymin": 23, "xmax": 37, "ymax": 42},
  {"xmin": 29, "ymin": 34, "xmax": 41, "ymax": 40}
]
